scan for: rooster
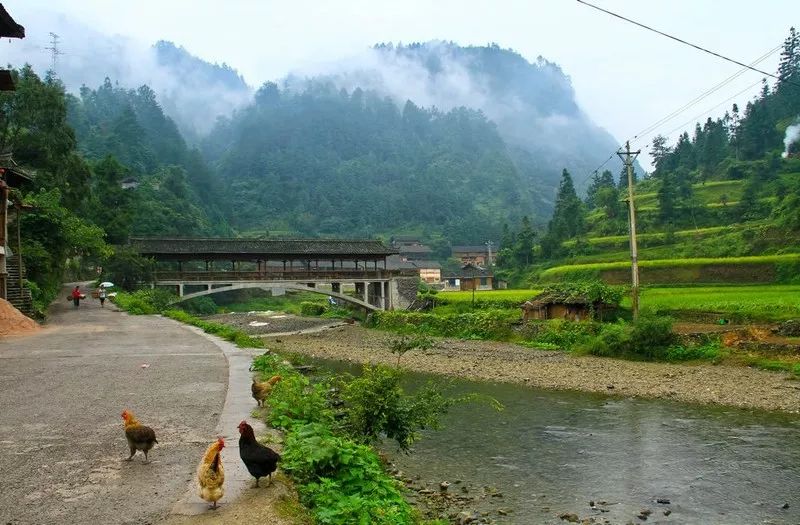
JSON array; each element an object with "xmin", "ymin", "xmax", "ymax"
[
  {"xmin": 238, "ymin": 420, "xmax": 280, "ymax": 487},
  {"xmin": 197, "ymin": 437, "xmax": 225, "ymax": 509},
  {"xmin": 121, "ymin": 410, "xmax": 158, "ymax": 463},
  {"xmin": 251, "ymin": 375, "xmax": 282, "ymax": 407}
]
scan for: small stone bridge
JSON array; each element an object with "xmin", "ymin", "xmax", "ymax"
[{"xmin": 132, "ymin": 237, "xmax": 419, "ymax": 311}]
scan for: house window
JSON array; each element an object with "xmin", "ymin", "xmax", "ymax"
[{"xmin": 480, "ymin": 277, "xmax": 487, "ymax": 286}]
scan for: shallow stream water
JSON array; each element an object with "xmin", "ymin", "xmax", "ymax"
[{"xmin": 309, "ymin": 357, "xmax": 800, "ymax": 524}]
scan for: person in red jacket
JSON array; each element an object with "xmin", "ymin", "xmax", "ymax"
[{"xmin": 71, "ymin": 286, "xmax": 82, "ymax": 307}]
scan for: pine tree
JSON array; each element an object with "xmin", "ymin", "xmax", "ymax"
[
  {"xmin": 514, "ymin": 216, "xmax": 536, "ymax": 266},
  {"xmin": 650, "ymin": 134, "xmax": 673, "ymax": 174},
  {"xmin": 585, "ymin": 169, "xmax": 614, "ymax": 208},
  {"xmin": 549, "ymin": 169, "xmax": 585, "ymax": 241},
  {"xmin": 778, "ymin": 27, "xmax": 800, "ymax": 85},
  {"xmin": 657, "ymin": 171, "xmax": 677, "ymax": 225}
]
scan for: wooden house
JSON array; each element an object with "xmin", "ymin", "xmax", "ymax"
[
  {"xmin": 443, "ymin": 263, "xmax": 493, "ymax": 291},
  {"xmin": 521, "ymin": 289, "xmax": 611, "ymax": 322}
]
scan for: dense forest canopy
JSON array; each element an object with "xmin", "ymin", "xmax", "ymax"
[{"xmin": 203, "ymin": 82, "xmax": 548, "ymax": 242}]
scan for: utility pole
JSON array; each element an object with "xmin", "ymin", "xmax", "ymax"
[
  {"xmin": 485, "ymin": 240, "xmax": 493, "ymax": 267},
  {"xmin": 617, "ymin": 141, "xmax": 641, "ymax": 319},
  {"xmin": 44, "ymin": 32, "xmax": 63, "ymax": 74}
]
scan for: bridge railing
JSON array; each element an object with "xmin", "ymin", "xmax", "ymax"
[{"xmin": 153, "ymin": 269, "xmax": 397, "ymax": 282}]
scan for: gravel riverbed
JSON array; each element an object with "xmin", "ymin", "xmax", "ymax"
[{"xmin": 269, "ymin": 323, "xmax": 800, "ymax": 413}]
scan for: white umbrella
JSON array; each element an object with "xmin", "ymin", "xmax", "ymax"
[{"xmin": 99, "ymin": 281, "xmax": 114, "ymax": 288}]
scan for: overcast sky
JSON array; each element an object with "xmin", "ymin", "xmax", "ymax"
[{"xmin": 7, "ymin": 0, "xmax": 797, "ymax": 167}]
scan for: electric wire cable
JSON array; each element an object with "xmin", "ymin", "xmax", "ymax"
[
  {"xmin": 660, "ymin": 78, "xmax": 763, "ymax": 139},
  {"xmin": 631, "ymin": 45, "xmax": 780, "ymax": 141},
  {"xmin": 576, "ymin": 0, "xmax": 800, "ymax": 88}
]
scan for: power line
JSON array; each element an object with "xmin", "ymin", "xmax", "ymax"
[
  {"xmin": 575, "ymin": 0, "xmax": 800, "ymax": 88},
  {"xmin": 631, "ymin": 45, "xmax": 780, "ymax": 142},
  {"xmin": 661, "ymin": 78, "xmax": 763, "ymax": 139},
  {"xmin": 585, "ymin": 46, "xmax": 779, "ymax": 178}
]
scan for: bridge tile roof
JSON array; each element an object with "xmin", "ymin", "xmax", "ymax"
[{"xmin": 131, "ymin": 237, "xmax": 397, "ymax": 257}]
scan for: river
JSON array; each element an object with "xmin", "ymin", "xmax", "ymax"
[{"xmin": 310, "ymin": 357, "xmax": 800, "ymax": 524}]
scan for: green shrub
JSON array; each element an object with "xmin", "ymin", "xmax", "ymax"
[
  {"xmin": 628, "ymin": 313, "xmax": 678, "ymax": 360},
  {"xmin": 114, "ymin": 288, "xmax": 177, "ymax": 314},
  {"xmin": 179, "ymin": 296, "xmax": 218, "ymax": 315},
  {"xmin": 267, "ymin": 374, "xmax": 334, "ymax": 430},
  {"xmin": 388, "ymin": 335, "xmax": 434, "ymax": 365},
  {"xmin": 300, "ymin": 301, "xmax": 327, "ymax": 316},
  {"xmin": 579, "ymin": 322, "xmax": 630, "ymax": 357},
  {"xmin": 340, "ymin": 365, "xmax": 459, "ymax": 450},
  {"xmin": 281, "ymin": 423, "xmax": 414, "ymax": 525}
]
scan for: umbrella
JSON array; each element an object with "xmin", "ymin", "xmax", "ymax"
[{"xmin": 99, "ymin": 281, "xmax": 114, "ymax": 288}]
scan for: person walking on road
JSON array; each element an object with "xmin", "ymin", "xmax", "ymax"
[
  {"xmin": 98, "ymin": 285, "xmax": 107, "ymax": 308},
  {"xmin": 71, "ymin": 286, "xmax": 82, "ymax": 308}
]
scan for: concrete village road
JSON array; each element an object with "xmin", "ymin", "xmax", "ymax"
[{"xmin": 0, "ymin": 286, "xmax": 228, "ymax": 525}]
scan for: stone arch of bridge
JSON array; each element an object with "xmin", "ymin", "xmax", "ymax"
[{"xmin": 173, "ymin": 282, "xmax": 380, "ymax": 311}]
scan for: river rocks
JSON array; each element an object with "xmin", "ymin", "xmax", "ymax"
[
  {"xmin": 559, "ymin": 512, "xmax": 580, "ymax": 522},
  {"xmin": 656, "ymin": 498, "xmax": 671, "ymax": 504},
  {"xmin": 663, "ymin": 509, "xmax": 672, "ymax": 516},
  {"xmin": 440, "ymin": 481, "xmax": 450, "ymax": 491},
  {"xmin": 781, "ymin": 502, "xmax": 790, "ymax": 509}
]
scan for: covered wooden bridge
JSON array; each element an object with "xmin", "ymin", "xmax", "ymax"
[{"xmin": 131, "ymin": 237, "xmax": 417, "ymax": 310}]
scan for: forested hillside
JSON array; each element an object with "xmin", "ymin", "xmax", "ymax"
[
  {"xmin": 204, "ymin": 82, "xmax": 549, "ymax": 242},
  {"xmin": 67, "ymin": 79, "xmax": 230, "ymax": 241},
  {"xmin": 1, "ymin": 67, "xmax": 231, "ymax": 312},
  {"xmin": 287, "ymin": 42, "xmax": 630, "ymax": 195}
]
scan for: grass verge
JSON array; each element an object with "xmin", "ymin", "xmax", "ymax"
[{"xmin": 162, "ymin": 309, "xmax": 265, "ymax": 348}]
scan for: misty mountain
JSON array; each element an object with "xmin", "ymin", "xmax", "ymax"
[
  {"xmin": 3, "ymin": 9, "xmax": 252, "ymax": 141},
  {"xmin": 203, "ymin": 83, "xmax": 549, "ymax": 243},
  {"xmin": 284, "ymin": 42, "xmax": 629, "ymax": 194},
  {"xmin": 151, "ymin": 41, "xmax": 251, "ymax": 141}
]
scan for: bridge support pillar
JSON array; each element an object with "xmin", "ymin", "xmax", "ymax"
[
  {"xmin": 378, "ymin": 281, "xmax": 385, "ymax": 310},
  {"xmin": 362, "ymin": 282, "xmax": 369, "ymax": 304},
  {"xmin": 178, "ymin": 283, "xmax": 184, "ymax": 297}
]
